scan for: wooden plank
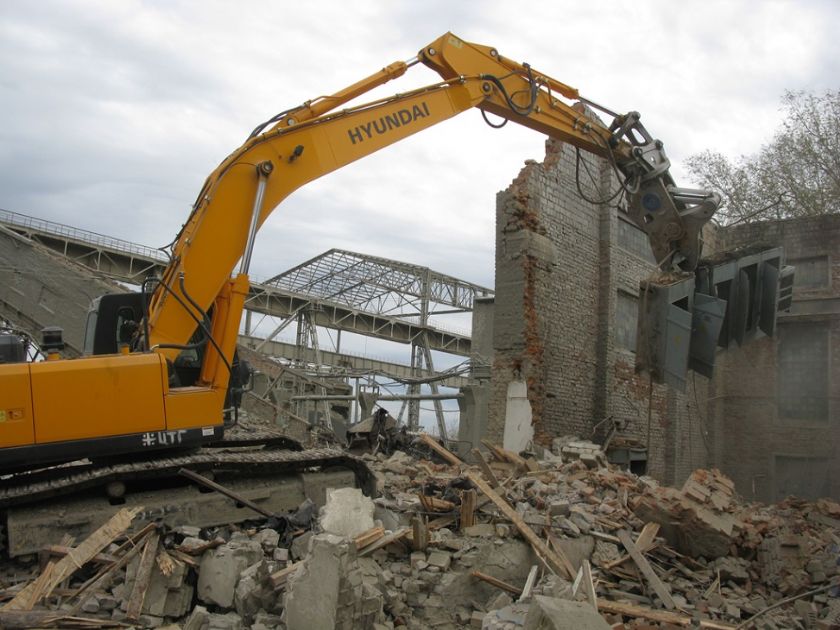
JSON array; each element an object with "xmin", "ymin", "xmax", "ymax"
[
  {"xmin": 546, "ymin": 531, "xmax": 579, "ymax": 579},
  {"xmin": 597, "ymin": 600, "xmax": 735, "ymax": 629},
  {"xmin": 581, "ymin": 559, "xmax": 597, "ymax": 609},
  {"xmin": 481, "ymin": 440, "xmax": 529, "ymax": 470},
  {"xmin": 518, "ymin": 565, "xmax": 539, "ymax": 602},
  {"xmin": 480, "ymin": 439, "xmax": 505, "ymax": 460},
  {"xmin": 617, "ymin": 529, "xmax": 676, "ymax": 610},
  {"xmin": 635, "ymin": 522, "xmax": 660, "ymax": 550},
  {"xmin": 419, "ymin": 494, "xmax": 456, "ymax": 512},
  {"xmin": 169, "ymin": 550, "xmax": 201, "ymax": 570},
  {"xmin": 124, "ymin": 531, "xmax": 160, "ymax": 621},
  {"xmin": 604, "ymin": 522, "xmax": 660, "ymax": 570},
  {"xmin": 175, "ymin": 536, "xmax": 225, "ymax": 556},
  {"xmin": 180, "ymin": 468, "xmax": 276, "ymax": 518},
  {"xmin": 460, "ymin": 489, "xmax": 477, "ymax": 530},
  {"xmin": 590, "ymin": 531, "xmax": 621, "ymax": 544},
  {"xmin": 40, "ymin": 546, "xmax": 117, "ymax": 570},
  {"xmin": 471, "ymin": 570, "xmax": 521, "ymax": 596},
  {"xmin": 419, "ymin": 433, "xmax": 462, "ymax": 467},
  {"xmin": 354, "ymin": 526, "xmax": 385, "ymax": 550},
  {"xmin": 3, "ymin": 507, "xmax": 142, "ymax": 611},
  {"xmin": 110, "ymin": 522, "xmax": 158, "ymax": 556},
  {"xmin": 359, "ymin": 527, "xmax": 411, "ymax": 557},
  {"xmin": 270, "ymin": 562, "xmax": 303, "ymax": 589},
  {"xmin": 466, "ymin": 471, "xmax": 574, "ymax": 580},
  {"xmin": 471, "ymin": 448, "xmax": 502, "ymax": 488},
  {"xmin": 411, "ymin": 517, "xmax": 428, "ymax": 552},
  {"xmin": 22, "ymin": 562, "xmax": 55, "ymax": 611},
  {"xmin": 71, "ymin": 528, "xmax": 156, "ymax": 608}
]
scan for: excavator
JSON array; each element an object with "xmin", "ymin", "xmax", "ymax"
[{"xmin": 0, "ymin": 33, "xmax": 789, "ymax": 555}]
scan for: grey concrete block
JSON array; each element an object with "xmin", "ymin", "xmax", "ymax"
[{"xmin": 523, "ymin": 596, "xmax": 610, "ymax": 630}]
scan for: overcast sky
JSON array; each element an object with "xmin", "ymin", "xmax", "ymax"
[{"xmin": 2, "ymin": 0, "xmax": 838, "ymax": 291}]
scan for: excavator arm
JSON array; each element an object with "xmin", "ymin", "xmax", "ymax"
[
  {"xmin": 0, "ymin": 32, "xmax": 789, "ymax": 477},
  {"xmin": 146, "ymin": 32, "xmax": 720, "ymax": 389}
]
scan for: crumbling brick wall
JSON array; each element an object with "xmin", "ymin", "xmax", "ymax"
[
  {"xmin": 716, "ymin": 215, "xmax": 840, "ymax": 502},
  {"xmin": 489, "ymin": 139, "xmax": 713, "ymax": 485}
]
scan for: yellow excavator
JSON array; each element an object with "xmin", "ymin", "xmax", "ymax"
[{"xmin": 0, "ymin": 33, "xmax": 786, "ymax": 553}]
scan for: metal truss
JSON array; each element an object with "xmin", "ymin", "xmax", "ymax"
[
  {"xmin": 1, "ymin": 211, "xmax": 493, "ymax": 441},
  {"xmin": 265, "ymin": 249, "xmax": 492, "ymax": 318}
]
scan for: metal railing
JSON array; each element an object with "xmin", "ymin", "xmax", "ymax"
[{"xmin": 0, "ymin": 208, "xmax": 169, "ymax": 263}]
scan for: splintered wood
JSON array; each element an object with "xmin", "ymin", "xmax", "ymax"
[
  {"xmin": 3, "ymin": 507, "xmax": 143, "ymax": 612},
  {"xmin": 125, "ymin": 531, "xmax": 161, "ymax": 621},
  {"xmin": 617, "ymin": 529, "xmax": 676, "ymax": 610},
  {"xmin": 465, "ymin": 471, "xmax": 575, "ymax": 580},
  {"xmin": 419, "ymin": 433, "xmax": 462, "ymax": 467}
]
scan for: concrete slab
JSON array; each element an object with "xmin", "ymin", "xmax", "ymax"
[{"xmin": 523, "ymin": 596, "xmax": 610, "ymax": 630}]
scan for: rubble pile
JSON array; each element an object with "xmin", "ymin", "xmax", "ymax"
[{"xmin": 1, "ymin": 439, "xmax": 839, "ymax": 629}]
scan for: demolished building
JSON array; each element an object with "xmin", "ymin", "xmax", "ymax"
[{"xmin": 478, "ymin": 138, "xmax": 838, "ymax": 501}]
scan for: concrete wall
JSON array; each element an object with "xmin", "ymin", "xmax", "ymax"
[
  {"xmin": 488, "ymin": 140, "xmax": 713, "ymax": 486},
  {"xmin": 0, "ymin": 225, "xmax": 122, "ymax": 355},
  {"xmin": 715, "ymin": 215, "xmax": 840, "ymax": 502}
]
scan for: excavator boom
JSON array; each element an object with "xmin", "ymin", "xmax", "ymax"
[{"xmin": 1, "ymin": 33, "xmax": 789, "ymax": 520}]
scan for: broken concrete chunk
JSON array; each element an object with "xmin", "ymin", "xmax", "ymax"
[
  {"xmin": 427, "ymin": 550, "xmax": 452, "ymax": 571},
  {"xmin": 483, "ymin": 602, "xmax": 530, "ymax": 627},
  {"xmin": 206, "ymin": 611, "xmax": 245, "ymax": 630},
  {"xmin": 283, "ymin": 533, "xmax": 383, "ymax": 630},
  {"xmin": 197, "ymin": 540, "xmax": 263, "ymax": 608},
  {"xmin": 320, "ymin": 487, "xmax": 376, "ymax": 539},
  {"xmin": 410, "ymin": 551, "xmax": 427, "ymax": 568},
  {"xmin": 254, "ymin": 528, "xmax": 280, "ymax": 553},
  {"xmin": 548, "ymin": 501, "xmax": 571, "ymax": 517},
  {"xmin": 523, "ymin": 596, "xmax": 611, "ymax": 630},
  {"xmin": 290, "ymin": 531, "xmax": 313, "ymax": 561},
  {"xmin": 176, "ymin": 525, "xmax": 202, "ymax": 538},
  {"xmin": 464, "ymin": 524, "xmax": 496, "ymax": 537},
  {"xmin": 183, "ymin": 605, "xmax": 210, "ymax": 630}
]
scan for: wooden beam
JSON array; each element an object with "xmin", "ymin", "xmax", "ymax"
[
  {"xmin": 518, "ymin": 565, "xmax": 539, "ymax": 602},
  {"xmin": 603, "ymin": 522, "xmax": 660, "ymax": 570},
  {"xmin": 270, "ymin": 562, "xmax": 303, "ymax": 589},
  {"xmin": 419, "ymin": 494, "xmax": 456, "ymax": 513},
  {"xmin": 180, "ymin": 468, "xmax": 276, "ymax": 518},
  {"xmin": 546, "ymin": 531, "xmax": 579, "ymax": 579},
  {"xmin": 471, "ymin": 448, "xmax": 501, "ymax": 488},
  {"xmin": 40, "ymin": 546, "xmax": 118, "ymax": 570},
  {"xmin": 597, "ymin": 600, "xmax": 735, "ymax": 629},
  {"xmin": 581, "ymin": 559, "xmax": 598, "ymax": 609},
  {"xmin": 617, "ymin": 529, "xmax": 676, "ymax": 610},
  {"xmin": 481, "ymin": 440, "xmax": 527, "ymax": 470},
  {"xmin": 354, "ymin": 526, "xmax": 385, "ymax": 550},
  {"xmin": 411, "ymin": 517, "xmax": 428, "ymax": 552},
  {"xmin": 125, "ymin": 531, "xmax": 160, "ymax": 621},
  {"xmin": 460, "ymin": 489, "xmax": 477, "ymax": 530},
  {"xmin": 358, "ymin": 527, "xmax": 411, "ymax": 557},
  {"xmin": 71, "ymin": 528, "xmax": 156, "ymax": 609},
  {"xmin": 419, "ymin": 433, "xmax": 462, "ymax": 467},
  {"xmin": 466, "ymin": 471, "xmax": 574, "ymax": 580},
  {"xmin": 471, "ymin": 570, "xmax": 521, "ymax": 596},
  {"xmin": 3, "ymin": 507, "xmax": 142, "ymax": 611}
]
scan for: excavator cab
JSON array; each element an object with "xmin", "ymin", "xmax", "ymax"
[
  {"xmin": 83, "ymin": 293, "xmax": 145, "ymax": 356},
  {"xmin": 82, "ymin": 291, "xmax": 252, "ymax": 423}
]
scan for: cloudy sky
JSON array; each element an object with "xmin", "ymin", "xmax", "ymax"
[{"xmin": 2, "ymin": 0, "xmax": 838, "ymax": 291}]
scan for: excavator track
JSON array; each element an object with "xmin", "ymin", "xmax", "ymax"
[
  {"xmin": 0, "ymin": 428, "xmax": 375, "ymax": 557},
  {"xmin": 0, "ymin": 447, "xmax": 375, "ymax": 510}
]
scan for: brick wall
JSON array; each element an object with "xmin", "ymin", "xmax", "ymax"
[
  {"xmin": 489, "ymin": 140, "xmax": 713, "ymax": 486},
  {"xmin": 716, "ymin": 215, "xmax": 840, "ymax": 501}
]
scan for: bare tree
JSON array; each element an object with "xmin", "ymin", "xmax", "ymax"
[{"xmin": 686, "ymin": 90, "xmax": 840, "ymax": 225}]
